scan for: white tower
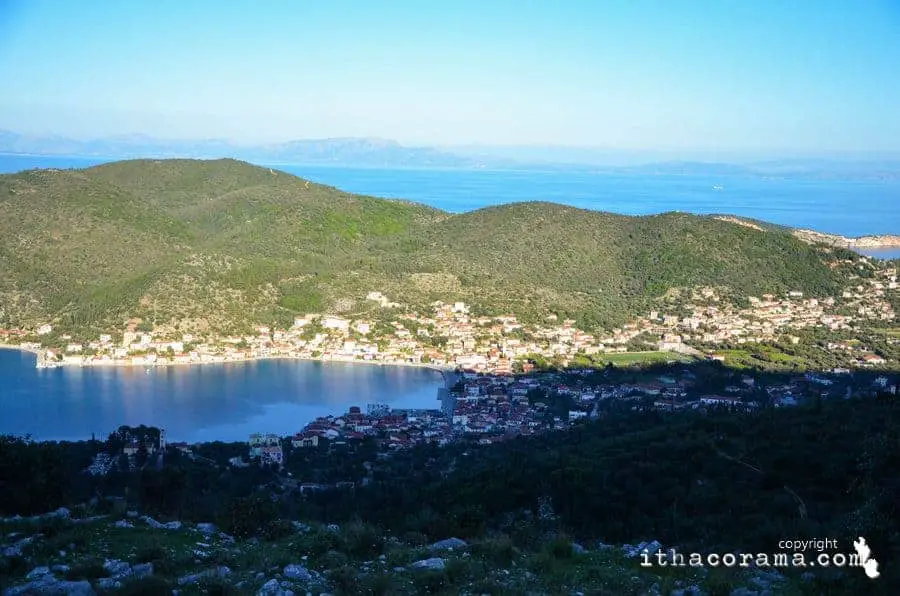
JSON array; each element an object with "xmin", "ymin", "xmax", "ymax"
[{"xmin": 159, "ymin": 428, "xmax": 167, "ymax": 450}]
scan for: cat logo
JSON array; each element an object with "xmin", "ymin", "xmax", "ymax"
[{"xmin": 853, "ymin": 537, "xmax": 880, "ymax": 579}]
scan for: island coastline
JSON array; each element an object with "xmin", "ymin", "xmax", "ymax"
[
  {"xmin": 793, "ymin": 229, "xmax": 900, "ymax": 249},
  {"xmin": 0, "ymin": 342, "xmax": 454, "ymax": 376}
]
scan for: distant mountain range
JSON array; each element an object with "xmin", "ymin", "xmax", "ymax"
[
  {"xmin": 2, "ymin": 129, "xmax": 900, "ymax": 179},
  {"xmin": 0, "ymin": 131, "xmax": 478, "ymax": 169}
]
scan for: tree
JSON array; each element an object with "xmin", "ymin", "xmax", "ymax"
[
  {"xmin": 136, "ymin": 445, "xmax": 149, "ymax": 469},
  {"xmin": 218, "ymin": 494, "xmax": 280, "ymax": 539}
]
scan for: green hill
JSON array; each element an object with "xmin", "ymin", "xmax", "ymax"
[{"xmin": 0, "ymin": 159, "xmax": 857, "ymax": 336}]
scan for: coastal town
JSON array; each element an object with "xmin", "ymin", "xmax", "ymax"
[
  {"xmin": 1, "ymin": 254, "xmax": 896, "ymax": 374},
  {"xmin": 93, "ymin": 360, "xmax": 898, "ymax": 484},
  {"xmin": 8, "ymin": 251, "xmax": 890, "ymax": 483}
]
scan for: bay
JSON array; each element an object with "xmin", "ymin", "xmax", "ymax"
[
  {"xmin": 0, "ymin": 348, "xmax": 443, "ymax": 443},
  {"xmin": 0, "ymin": 153, "xmax": 896, "ymax": 441}
]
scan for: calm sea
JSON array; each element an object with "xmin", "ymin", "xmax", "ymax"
[
  {"xmin": 0, "ymin": 154, "xmax": 897, "ymax": 441},
  {"xmin": 1, "ymin": 154, "xmax": 898, "ymax": 239},
  {"xmin": 0, "ymin": 348, "xmax": 443, "ymax": 443}
]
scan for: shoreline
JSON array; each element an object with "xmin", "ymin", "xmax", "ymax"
[
  {"xmin": 0, "ymin": 343, "xmax": 455, "ymax": 376},
  {"xmin": 793, "ymin": 229, "xmax": 900, "ymax": 249},
  {"xmin": 0, "ymin": 344, "xmax": 41, "ymax": 356}
]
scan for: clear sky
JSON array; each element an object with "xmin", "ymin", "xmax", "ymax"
[{"xmin": 1, "ymin": 0, "xmax": 899, "ymax": 153}]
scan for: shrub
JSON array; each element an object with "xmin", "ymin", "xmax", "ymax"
[
  {"xmin": 0, "ymin": 555, "xmax": 29, "ymax": 582},
  {"xmin": 262, "ymin": 518, "xmax": 294, "ymax": 541},
  {"xmin": 218, "ymin": 494, "xmax": 279, "ymax": 539},
  {"xmin": 116, "ymin": 576, "xmax": 173, "ymax": 596},
  {"xmin": 508, "ymin": 521, "xmax": 542, "ymax": 550},
  {"xmin": 401, "ymin": 531, "xmax": 428, "ymax": 546},
  {"xmin": 64, "ymin": 559, "xmax": 109, "ymax": 581},
  {"xmin": 134, "ymin": 545, "xmax": 166, "ymax": 564},
  {"xmin": 304, "ymin": 528, "xmax": 343, "ymax": 557},
  {"xmin": 545, "ymin": 533, "xmax": 575, "ymax": 560},
  {"xmin": 526, "ymin": 551, "xmax": 560, "ymax": 577},
  {"xmin": 410, "ymin": 569, "xmax": 448, "ymax": 594},
  {"xmin": 341, "ymin": 521, "xmax": 384, "ymax": 559},
  {"xmin": 473, "ymin": 535, "xmax": 519, "ymax": 566},
  {"xmin": 444, "ymin": 557, "xmax": 475, "ymax": 584},
  {"xmin": 329, "ymin": 565, "xmax": 361, "ymax": 595},
  {"xmin": 36, "ymin": 517, "xmax": 67, "ymax": 539},
  {"xmin": 321, "ymin": 549, "xmax": 349, "ymax": 569},
  {"xmin": 199, "ymin": 579, "xmax": 237, "ymax": 595}
]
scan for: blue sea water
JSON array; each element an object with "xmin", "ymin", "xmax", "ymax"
[
  {"xmin": 0, "ymin": 153, "xmax": 897, "ymax": 440},
  {"xmin": 0, "ymin": 348, "xmax": 443, "ymax": 442},
  {"xmin": 0, "ymin": 154, "xmax": 898, "ymax": 238}
]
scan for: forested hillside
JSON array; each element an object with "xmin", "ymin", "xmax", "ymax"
[
  {"xmin": 0, "ymin": 159, "xmax": 857, "ymax": 336},
  {"xmin": 2, "ymin": 394, "xmax": 898, "ymax": 593}
]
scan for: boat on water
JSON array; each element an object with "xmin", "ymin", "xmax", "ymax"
[{"xmin": 712, "ymin": 185, "xmax": 724, "ymax": 191}]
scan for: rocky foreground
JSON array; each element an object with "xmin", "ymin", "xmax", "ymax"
[{"xmin": 0, "ymin": 507, "xmax": 843, "ymax": 596}]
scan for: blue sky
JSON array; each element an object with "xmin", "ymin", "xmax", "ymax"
[{"xmin": 1, "ymin": 0, "xmax": 899, "ymax": 154}]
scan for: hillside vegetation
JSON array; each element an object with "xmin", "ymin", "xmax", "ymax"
[
  {"xmin": 0, "ymin": 159, "xmax": 856, "ymax": 336},
  {"xmin": 2, "ymin": 393, "xmax": 898, "ymax": 593}
]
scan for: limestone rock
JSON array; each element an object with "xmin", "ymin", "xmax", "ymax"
[
  {"xmin": 429, "ymin": 537, "xmax": 468, "ymax": 551},
  {"xmin": 283, "ymin": 563, "xmax": 312, "ymax": 582},
  {"xmin": 411, "ymin": 558, "xmax": 446, "ymax": 570}
]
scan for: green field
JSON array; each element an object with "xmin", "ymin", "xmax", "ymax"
[
  {"xmin": 873, "ymin": 328, "xmax": 900, "ymax": 337},
  {"xmin": 595, "ymin": 351, "xmax": 696, "ymax": 365},
  {"xmin": 716, "ymin": 347, "xmax": 808, "ymax": 370}
]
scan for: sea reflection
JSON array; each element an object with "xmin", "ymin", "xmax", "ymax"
[{"xmin": 0, "ymin": 350, "xmax": 443, "ymax": 442}]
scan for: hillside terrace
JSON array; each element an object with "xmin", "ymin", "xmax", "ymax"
[{"xmin": 3, "ymin": 259, "xmax": 897, "ymax": 372}]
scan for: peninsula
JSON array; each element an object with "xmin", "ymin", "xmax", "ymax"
[
  {"xmin": 793, "ymin": 228, "xmax": 900, "ymax": 249},
  {"xmin": 0, "ymin": 159, "xmax": 898, "ymax": 373}
]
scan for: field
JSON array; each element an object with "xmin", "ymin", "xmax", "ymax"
[
  {"xmin": 714, "ymin": 347, "xmax": 808, "ymax": 370},
  {"xmin": 595, "ymin": 351, "xmax": 696, "ymax": 366}
]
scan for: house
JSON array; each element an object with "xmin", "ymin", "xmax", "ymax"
[
  {"xmin": 775, "ymin": 395, "xmax": 798, "ymax": 407},
  {"xmin": 299, "ymin": 483, "xmax": 329, "ymax": 494},
  {"xmin": 259, "ymin": 445, "xmax": 283, "ymax": 466},
  {"xmin": 123, "ymin": 439, "xmax": 158, "ymax": 456},
  {"xmin": 699, "ymin": 395, "xmax": 742, "ymax": 406},
  {"xmin": 249, "ymin": 433, "xmax": 280, "ymax": 447},
  {"xmin": 249, "ymin": 433, "xmax": 281, "ymax": 462},
  {"xmin": 291, "ymin": 432, "xmax": 319, "ymax": 448},
  {"xmin": 452, "ymin": 414, "xmax": 469, "ymax": 426},
  {"xmin": 322, "ymin": 317, "xmax": 350, "ymax": 332},
  {"xmin": 653, "ymin": 399, "xmax": 684, "ymax": 411},
  {"xmin": 861, "ymin": 354, "xmax": 886, "ymax": 365},
  {"xmin": 169, "ymin": 442, "xmax": 192, "ymax": 454}
]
